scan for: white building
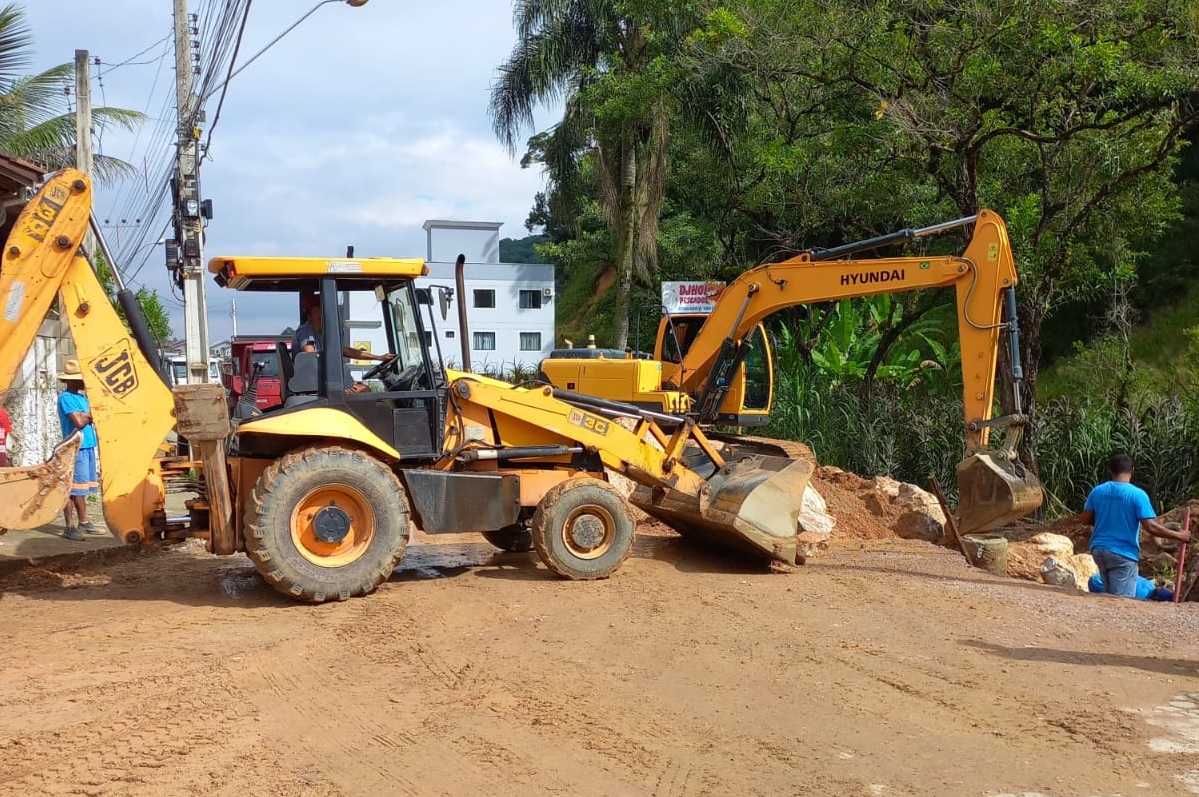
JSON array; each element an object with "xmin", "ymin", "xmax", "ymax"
[{"xmin": 344, "ymin": 220, "xmax": 555, "ymax": 379}]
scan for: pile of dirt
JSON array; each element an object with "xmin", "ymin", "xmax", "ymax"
[{"xmin": 811, "ymin": 467, "xmax": 945, "ymax": 542}]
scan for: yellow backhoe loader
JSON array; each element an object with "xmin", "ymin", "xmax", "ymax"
[
  {"xmin": 0, "ymin": 169, "xmax": 816, "ymax": 601},
  {"xmin": 539, "ymin": 211, "xmax": 1044, "ymax": 536}
]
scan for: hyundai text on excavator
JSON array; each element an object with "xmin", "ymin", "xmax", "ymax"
[
  {"xmin": 0, "ymin": 169, "xmax": 818, "ymax": 601},
  {"xmin": 539, "ymin": 210, "xmax": 1044, "ymax": 536}
]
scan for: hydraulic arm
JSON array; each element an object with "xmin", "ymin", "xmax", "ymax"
[
  {"xmin": 541, "ymin": 210, "xmax": 1043, "ymax": 534},
  {"xmin": 0, "ymin": 171, "xmax": 175, "ymax": 541}
]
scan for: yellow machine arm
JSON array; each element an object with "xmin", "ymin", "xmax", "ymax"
[
  {"xmin": 440, "ymin": 369, "xmax": 815, "ymax": 563},
  {"xmin": 669, "ymin": 210, "xmax": 1019, "ymax": 451},
  {"xmin": 0, "ymin": 170, "xmax": 174, "ymax": 541}
]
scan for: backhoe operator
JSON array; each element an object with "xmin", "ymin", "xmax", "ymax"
[{"xmin": 293, "ymin": 294, "xmax": 392, "ymax": 394}]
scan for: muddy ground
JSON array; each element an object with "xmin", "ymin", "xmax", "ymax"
[{"xmin": 1, "ymin": 524, "xmax": 1198, "ymax": 797}]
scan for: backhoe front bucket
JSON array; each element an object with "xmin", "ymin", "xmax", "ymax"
[
  {"xmin": 955, "ymin": 451, "xmax": 1043, "ymax": 535},
  {"xmin": 630, "ymin": 454, "xmax": 814, "ymax": 564},
  {"xmin": 0, "ymin": 433, "xmax": 82, "ymax": 531}
]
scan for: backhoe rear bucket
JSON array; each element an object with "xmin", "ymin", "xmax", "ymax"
[
  {"xmin": 955, "ymin": 451, "xmax": 1043, "ymax": 536},
  {"xmin": 630, "ymin": 454, "xmax": 814, "ymax": 564},
  {"xmin": 0, "ymin": 433, "xmax": 82, "ymax": 531}
]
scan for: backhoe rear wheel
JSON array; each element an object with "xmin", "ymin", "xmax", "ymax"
[
  {"xmin": 244, "ymin": 446, "xmax": 409, "ymax": 602},
  {"xmin": 531, "ymin": 478, "xmax": 634, "ymax": 580}
]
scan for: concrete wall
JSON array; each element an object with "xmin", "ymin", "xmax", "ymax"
[{"xmin": 5, "ymin": 327, "xmax": 61, "ymax": 466}]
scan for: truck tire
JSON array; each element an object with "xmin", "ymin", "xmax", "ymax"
[
  {"xmin": 244, "ymin": 446, "xmax": 409, "ymax": 602},
  {"xmin": 531, "ymin": 477, "xmax": 634, "ymax": 580},
  {"xmin": 483, "ymin": 525, "xmax": 535, "ymax": 552}
]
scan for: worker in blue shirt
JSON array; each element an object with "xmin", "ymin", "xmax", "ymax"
[
  {"xmin": 1080, "ymin": 454, "xmax": 1190, "ymax": 598},
  {"xmin": 56, "ymin": 359, "xmax": 100, "ymax": 541}
]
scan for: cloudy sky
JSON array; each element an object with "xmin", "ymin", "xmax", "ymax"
[{"xmin": 23, "ymin": 0, "xmax": 555, "ymax": 343}]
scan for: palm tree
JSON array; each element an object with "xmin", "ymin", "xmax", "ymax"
[
  {"xmin": 490, "ymin": 0, "xmax": 680, "ymax": 348},
  {"xmin": 0, "ymin": 3, "xmax": 141, "ymax": 182}
]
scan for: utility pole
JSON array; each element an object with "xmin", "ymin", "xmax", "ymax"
[
  {"xmin": 173, "ymin": 0, "xmax": 211, "ymax": 384},
  {"xmin": 59, "ymin": 49, "xmax": 94, "ymax": 363},
  {"xmin": 230, "ymin": 298, "xmax": 237, "ymax": 338},
  {"xmin": 74, "ymin": 50, "xmax": 94, "ymax": 258}
]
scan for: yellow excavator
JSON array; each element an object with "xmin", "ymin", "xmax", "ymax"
[
  {"xmin": 539, "ymin": 210, "xmax": 1044, "ymax": 536},
  {"xmin": 0, "ymin": 169, "xmax": 818, "ymax": 601}
]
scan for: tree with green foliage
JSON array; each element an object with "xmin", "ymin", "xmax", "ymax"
[
  {"xmin": 685, "ymin": 0, "xmax": 1199, "ymax": 438},
  {"xmin": 0, "ymin": 3, "xmax": 141, "ymax": 180},
  {"xmin": 491, "ymin": 0, "xmax": 700, "ymax": 348},
  {"xmin": 95, "ymin": 254, "xmax": 171, "ymax": 345}
]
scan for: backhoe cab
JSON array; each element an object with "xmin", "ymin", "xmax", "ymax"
[{"xmin": 539, "ymin": 211, "xmax": 1044, "ymax": 536}]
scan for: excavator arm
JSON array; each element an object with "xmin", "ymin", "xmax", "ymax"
[
  {"xmin": 672, "ymin": 210, "xmax": 1019, "ymax": 450},
  {"xmin": 542, "ymin": 210, "xmax": 1042, "ymax": 535},
  {"xmin": 0, "ymin": 170, "xmax": 174, "ymax": 541}
]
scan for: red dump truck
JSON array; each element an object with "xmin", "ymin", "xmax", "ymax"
[{"xmin": 222, "ymin": 335, "xmax": 289, "ymax": 411}]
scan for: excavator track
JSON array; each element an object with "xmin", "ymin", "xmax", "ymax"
[{"xmin": 707, "ymin": 433, "xmax": 817, "ymax": 467}]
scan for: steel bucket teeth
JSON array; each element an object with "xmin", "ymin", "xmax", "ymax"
[
  {"xmin": 630, "ymin": 456, "xmax": 813, "ymax": 564},
  {"xmin": 955, "ymin": 452, "xmax": 1043, "ymax": 536}
]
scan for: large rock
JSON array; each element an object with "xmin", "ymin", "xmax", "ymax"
[
  {"xmin": 1005, "ymin": 532, "xmax": 1077, "ymax": 581},
  {"xmin": 799, "ymin": 485, "xmax": 836, "ymax": 536},
  {"xmin": 865, "ymin": 476, "xmax": 945, "ymax": 542}
]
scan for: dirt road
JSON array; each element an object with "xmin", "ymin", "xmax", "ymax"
[{"xmin": 1, "ymin": 527, "xmax": 1197, "ymax": 797}]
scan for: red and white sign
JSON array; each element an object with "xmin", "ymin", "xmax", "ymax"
[{"xmin": 661, "ymin": 281, "xmax": 725, "ymax": 314}]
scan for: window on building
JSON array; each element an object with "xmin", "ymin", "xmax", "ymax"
[
  {"xmin": 445, "ymin": 330, "xmax": 455, "ymax": 338},
  {"xmin": 422, "ymin": 331, "xmax": 432, "ymax": 346},
  {"xmin": 519, "ymin": 332, "xmax": 542, "ymax": 351},
  {"xmin": 473, "ymin": 331, "xmax": 496, "ymax": 351},
  {"xmin": 518, "ymin": 290, "xmax": 542, "ymax": 309},
  {"xmin": 473, "ymin": 289, "xmax": 496, "ymax": 309}
]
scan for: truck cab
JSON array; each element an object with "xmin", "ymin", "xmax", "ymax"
[{"xmin": 223, "ymin": 336, "xmax": 290, "ymax": 411}]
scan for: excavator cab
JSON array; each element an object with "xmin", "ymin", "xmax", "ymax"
[{"xmin": 654, "ymin": 314, "xmax": 773, "ymax": 426}]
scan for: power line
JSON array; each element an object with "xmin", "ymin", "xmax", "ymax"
[
  {"xmin": 98, "ymin": 34, "xmax": 172, "ymax": 76},
  {"xmin": 200, "ymin": 0, "xmax": 252, "ymax": 165}
]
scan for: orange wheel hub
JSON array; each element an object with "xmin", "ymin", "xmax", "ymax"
[{"xmin": 290, "ymin": 484, "xmax": 376, "ymax": 567}]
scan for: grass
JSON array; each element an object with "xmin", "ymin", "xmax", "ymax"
[{"xmin": 766, "ymin": 366, "xmax": 1199, "ymax": 516}]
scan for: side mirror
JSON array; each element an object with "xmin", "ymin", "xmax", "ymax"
[{"xmin": 438, "ymin": 287, "xmax": 453, "ymax": 322}]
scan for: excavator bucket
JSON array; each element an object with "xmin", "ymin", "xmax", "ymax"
[
  {"xmin": 630, "ymin": 454, "xmax": 815, "ymax": 564},
  {"xmin": 955, "ymin": 451, "xmax": 1043, "ymax": 535},
  {"xmin": 0, "ymin": 433, "xmax": 82, "ymax": 532}
]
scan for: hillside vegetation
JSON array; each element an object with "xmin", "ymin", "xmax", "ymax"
[{"xmin": 492, "ymin": 0, "xmax": 1199, "ymax": 514}]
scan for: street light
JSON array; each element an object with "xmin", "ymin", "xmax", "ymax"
[{"xmin": 203, "ymin": 0, "xmax": 369, "ymax": 100}]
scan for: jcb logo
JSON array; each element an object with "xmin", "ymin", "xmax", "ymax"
[
  {"xmin": 88, "ymin": 341, "xmax": 139, "ymax": 398},
  {"xmin": 568, "ymin": 409, "xmax": 610, "ymax": 436},
  {"xmin": 21, "ymin": 190, "xmax": 66, "ymax": 243}
]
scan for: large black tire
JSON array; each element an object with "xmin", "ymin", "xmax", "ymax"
[
  {"xmin": 482, "ymin": 525, "xmax": 535, "ymax": 552},
  {"xmin": 244, "ymin": 446, "xmax": 409, "ymax": 602},
  {"xmin": 531, "ymin": 478, "xmax": 635, "ymax": 580}
]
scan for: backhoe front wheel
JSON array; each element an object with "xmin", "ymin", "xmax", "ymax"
[
  {"xmin": 531, "ymin": 478, "xmax": 634, "ymax": 580},
  {"xmin": 244, "ymin": 446, "xmax": 409, "ymax": 602}
]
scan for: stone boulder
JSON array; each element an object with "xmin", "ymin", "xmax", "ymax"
[
  {"xmin": 1006, "ymin": 532, "xmax": 1076, "ymax": 581},
  {"xmin": 1006, "ymin": 533, "xmax": 1097, "ymax": 590},
  {"xmin": 865, "ymin": 476, "xmax": 946, "ymax": 542}
]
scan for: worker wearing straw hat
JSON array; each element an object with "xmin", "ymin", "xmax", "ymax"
[{"xmin": 56, "ymin": 360, "xmax": 100, "ymax": 541}]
